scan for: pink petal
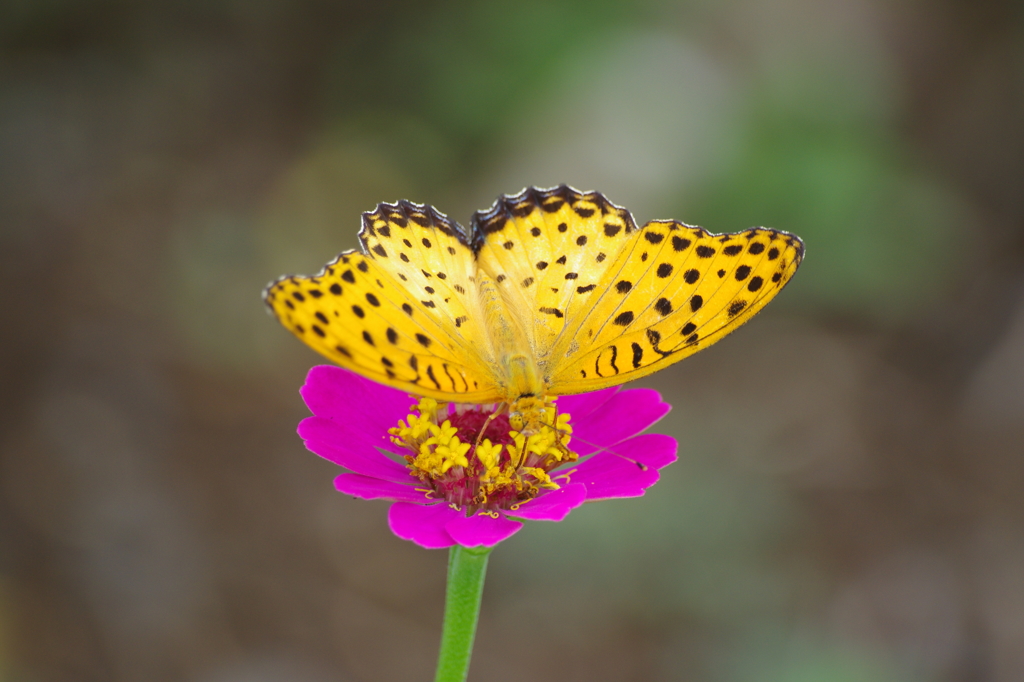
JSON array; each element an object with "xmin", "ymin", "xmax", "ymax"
[
  {"xmin": 301, "ymin": 366, "xmax": 413, "ymax": 436},
  {"xmin": 389, "ymin": 502, "xmax": 460, "ymax": 549},
  {"xmin": 572, "ymin": 388, "xmax": 670, "ymax": 454},
  {"xmin": 509, "ymin": 483, "xmax": 587, "ymax": 521},
  {"xmin": 446, "ymin": 513, "xmax": 523, "ymax": 547},
  {"xmin": 300, "ymin": 418, "xmax": 411, "ymax": 482},
  {"xmin": 556, "ymin": 387, "xmax": 619, "ymax": 421},
  {"xmin": 304, "ymin": 439, "xmax": 411, "ymax": 483},
  {"xmin": 334, "ymin": 473, "xmax": 429, "ymax": 503},
  {"xmin": 296, "ymin": 411, "xmax": 399, "ymax": 458}
]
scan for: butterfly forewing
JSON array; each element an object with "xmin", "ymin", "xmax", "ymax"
[
  {"xmin": 473, "ymin": 186, "xmax": 638, "ymax": 361},
  {"xmin": 547, "ymin": 225, "xmax": 804, "ymax": 393},
  {"xmin": 264, "ymin": 207, "xmax": 504, "ymax": 402}
]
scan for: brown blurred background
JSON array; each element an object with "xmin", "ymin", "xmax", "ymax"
[{"xmin": 2, "ymin": 0, "xmax": 1023, "ymax": 680}]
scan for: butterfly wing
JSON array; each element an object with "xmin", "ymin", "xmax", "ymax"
[
  {"xmin": 472, "ymin": 186, "xmax": 638, "ymax": 360},
  {"xmin": 264, "ymin": 202, "xmax": 504, "ymax": 403},
  {"xmin": 546, "ymin": 223, "xmax": 804, "ymax": 393}
]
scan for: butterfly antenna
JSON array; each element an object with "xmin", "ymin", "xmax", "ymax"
[{"xmin": 535, "ymin": 410, "xmax": 649, "ymax": 471}]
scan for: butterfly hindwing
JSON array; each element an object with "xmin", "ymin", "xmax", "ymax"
[{"xmin": 547, "ymin": 225, "xmax": 804, "ymax": 393}]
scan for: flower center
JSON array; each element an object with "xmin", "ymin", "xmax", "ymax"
[{"xmin": 388, "ymin": 398, "xmax": 576, "ymax": 513}]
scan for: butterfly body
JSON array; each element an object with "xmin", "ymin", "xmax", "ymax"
[{"xmin": 264, "ymin": 186, "xmax": 804, "ymax": 433}]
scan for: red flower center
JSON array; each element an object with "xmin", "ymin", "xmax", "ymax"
[{"xmin": 388, "ymin": 399, "xmax": 576, "ymax": 514}]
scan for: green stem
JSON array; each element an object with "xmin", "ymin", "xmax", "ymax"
[{"xmin": 434, "ymin": 544, "xmax": 493, "ymax": 682}]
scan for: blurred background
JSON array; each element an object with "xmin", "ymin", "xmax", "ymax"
[{"xmin": 2, "ymin": 0, "xmax": 1023, "ymax": 680}]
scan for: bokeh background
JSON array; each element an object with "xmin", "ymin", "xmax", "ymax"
[{"xmin": 2, "ymin": 0, "xmax": 1023, "ymax": 680}]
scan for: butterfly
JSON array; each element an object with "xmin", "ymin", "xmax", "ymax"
[{"xmin": 264, "ymin": 185, "xmax": 803, "ymax": 430}]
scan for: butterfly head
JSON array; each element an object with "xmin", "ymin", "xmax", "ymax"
[{"xmin": 508, "ymin": 394, "xmax": 548, "ymax": 433}]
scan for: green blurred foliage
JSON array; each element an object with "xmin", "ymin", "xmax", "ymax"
[
  {"xmin": 686, "ymin": 112, "xmax": 968, "ymax": 321},
  {"xmin": 324, "ymin": 0, "xmax": 642, "ymax": 167}
]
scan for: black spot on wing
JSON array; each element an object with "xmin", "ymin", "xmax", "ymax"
[
  {"xmin": 631, "ymin": 342, "xmax": 643, "ymax": 368},
  {"xmin": 727, "ymin": 300, "xmax": 747, "ymax": 317},
  {"xmin": 647, "ymin": 329, "xmax": 673, "ymax": 357},
  {"xmin": 672, "ymin": 236, "xmax": 691, "ymax": 251}
]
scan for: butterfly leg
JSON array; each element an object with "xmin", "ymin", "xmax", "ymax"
[{"xmin": 471, "ymin": 403, "xmax": 507, "ymax": 459}]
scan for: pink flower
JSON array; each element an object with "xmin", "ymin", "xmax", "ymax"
[{"xmin": 298, "ymin": 366, "xmax": 677, "ymax": 549}]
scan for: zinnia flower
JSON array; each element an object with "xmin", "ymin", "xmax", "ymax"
[{"xmin": 298, "ymin": 365, "xmax": 677, "ymax": 548}]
